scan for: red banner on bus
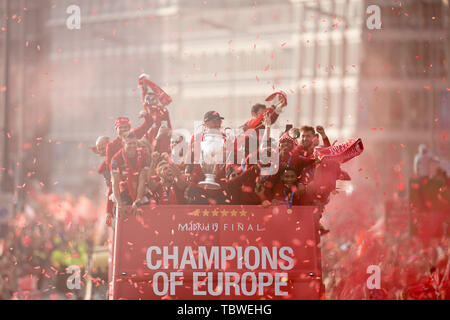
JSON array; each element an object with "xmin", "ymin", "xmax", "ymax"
[{"xmin": 110, "ymin": 205, "xmax": 323, "ymax": 300}]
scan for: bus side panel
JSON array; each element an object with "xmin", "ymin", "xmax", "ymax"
[{"xmin": 110, "ymin": 205, "xmax": 322, "ymax": 300}]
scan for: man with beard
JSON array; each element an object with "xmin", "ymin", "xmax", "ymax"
[
  {"xmin": 146, "ymin": 156, "xmax": 187, "ymax": 205},
  {"xmin": 292, "ymin": 125, "xmax": 330, "ymax": 184},
  {"xmin": 294, "ymin": 126, "xmax": 340, "ymax": 215},
  {"xmin": 104, "ymin": 113, "xmax": 153, "ymax": 224},
  {"xmin": 111, "ymin": 132, "xmax": 150, "ymax": 217},
  {"xmin": 293, "ymin": 126, "xmax": 316, "ymax": 158}
]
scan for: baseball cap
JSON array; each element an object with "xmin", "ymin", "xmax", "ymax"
[
  {"xmin": 204, "ymin": 110, "xmax": 224, "ymax": 123},
  {"xmin": 114, "ymin": 117, "xmax": 131, "ymax": 129}
]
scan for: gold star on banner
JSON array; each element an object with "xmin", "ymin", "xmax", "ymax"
[
  {"xmin": 231, "ymin": 209, "xmax": 237, "ymax": 216},
  {"xmin": 192, "ymin": 209, "xmax": 200, "ymax": 216},
  {"xmin": 211, "ymin": 209, "xmax": 219, "ymax": 216},
  {"xmin": 221, "ymin": 209, "xmax": 228, "ymax": 216},
  {"xmin": 239, "ymin": 210, "xmax": 247, "ymax": 216},
  {"xmin": 202, "ymin": 209, "xmax": 209, "ymax": 216}
]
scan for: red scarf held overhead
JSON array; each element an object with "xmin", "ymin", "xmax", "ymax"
[
  {"xmin": 121, "ymin": 149, "xmax": 144, "ymax": 201},
  {"xmin": 139, "ymin": 77, "xmax": 173, "ymax": 107},
  {"xmin": 315, "ymin": 138, "xmax": 364, "ymax": 164}
]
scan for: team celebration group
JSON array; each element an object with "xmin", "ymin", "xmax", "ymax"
[{"xmin": 92, "ymin": 74, "xmax": 362, "ymax": 233}]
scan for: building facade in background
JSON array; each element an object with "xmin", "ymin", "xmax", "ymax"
[
  {"xmin": 0, "ymin": 0, "xmax": 52, "ymax": 215},
  {"xmin": 360, "ymin": 0, "xmax": 450, "ymax": 191}
]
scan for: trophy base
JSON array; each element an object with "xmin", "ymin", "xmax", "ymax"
[{"xmin": 198, "ymin": 181, "xmax": 221, "ymax": 190}]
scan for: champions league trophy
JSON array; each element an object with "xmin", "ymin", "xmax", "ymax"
[{"xmin": 198, "ymin": 128, "xmax": 225, "ymax": 190}]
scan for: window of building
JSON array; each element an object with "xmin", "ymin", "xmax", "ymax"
[
  {"xmin": 330, "ymin": 39, "xmax": 343, "ymax": 75},
  {"xmin": 299, "ymin": 90, "xmax": 313, "ymax": 125},
  {"xmin": 389, "ymin": 90, "xmax": 404, "ymax": 129},
  {"xmin": 302, "ymin": 41, "xmax": 314, "ymax": 77},
  {"xmin": 329, "ymin": 89, "xmax": 342, "ymax": 130}
]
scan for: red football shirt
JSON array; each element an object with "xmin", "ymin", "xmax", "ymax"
[{"xmin": 111, "ymin": 149, "xmax": 150, "ymax": 200}]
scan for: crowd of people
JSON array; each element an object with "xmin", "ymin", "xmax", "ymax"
[
  {"xmin": 321, "ymin": 179, "xmax": 450, "ymax": 300},
  {"xmin": 92, "ymin": 74, "xmax": 362, "ymax": 233},
  {"xmin": 0, "ymin": 185, "xmax": 107, "ymax": 300}
]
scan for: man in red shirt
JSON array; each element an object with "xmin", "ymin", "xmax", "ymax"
[
  {"xmin": 224, "ymin": 164, "xmax": 262, "ymax": 205},
  {"xmin": 279, "ymin": 134, "xmax": 301, "ymax": 170},
  {"xmin": 238, "ymin": 95, "xmax": 287, "ymax": 166},
  {"xmin": 147, "ymin": 122, "xmax": 172, "ymax": 154},
  {"xmin": 241, "ymin": 102, "xmax": 283, "ymax": 132},
  {"xmin": 105, "ymin": 112, "xmax": 153, "ymax": 176},
  {"xmin": 244, "ymin": 123, "xmax": 312, "ymax": 200},
  {"xmin": 143, "ymin": 102, "xmax": 172, "ymax": 154},
  {"xmin": 111, "ymin": 132, "xmax": 150, "ymax": 218},
  {"xmin": 265, "ymin": 166, "xmax": 330, "ymax": 234},
  {"xmin": 293, "ymin": 126, "xmax": 330, "ymax": 154},
  {"xmin": 104, "ymin": 75, "xmax": 171, "ymax": 222},
  {"xmin": 104, "ymin": 112, "xmax": 153, "ymax": 224},
  {"xmin": 146, "ymin": 157, "xmax": 187, "ymax": 205},
  {"xmin": 264, "ymin": 133, "xmax": 315, "ymax": 183},
  {"xmin": 139, "ymin": 74, "xmax": 173, "ymax": 154},
  {"xmin": 106, "ymin": 77, "xmax": 172, "ymax": 172},
  {"xmin": 292, "ymin": 125, "xmax": 330, "ymax": 184},
  {"xmin": 241, "ymin": 91, "xmax": 287, "ymax": 132},
  {"xmin": 267, "ymin": 167, "xmax": 304, "ymax": 210},
  {"xmin": 293, "ymin": 126, "xmax": 340, "ymax": 209}
]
